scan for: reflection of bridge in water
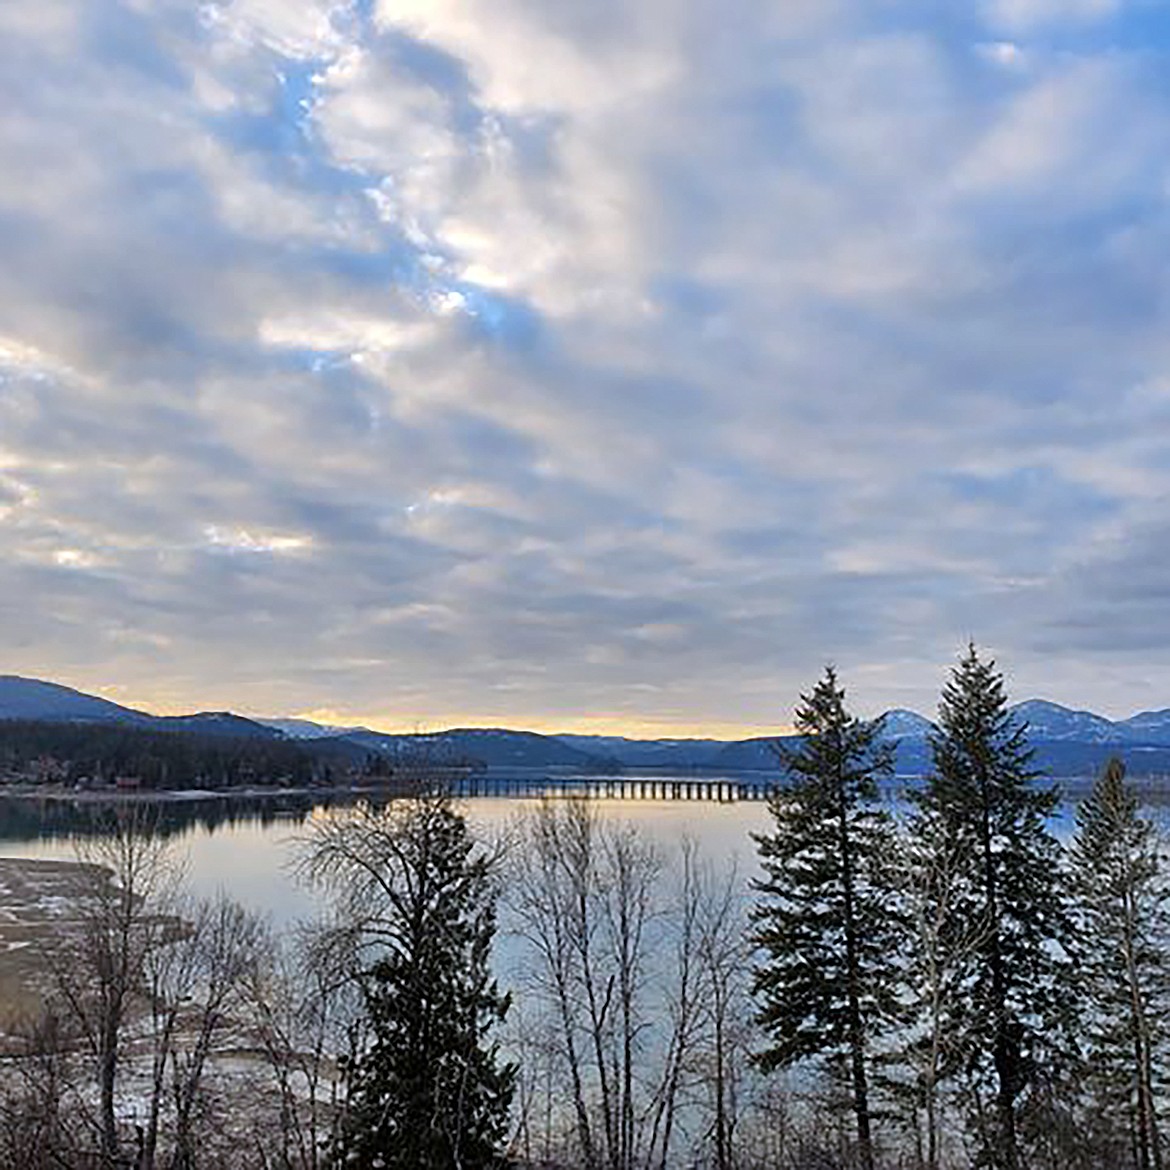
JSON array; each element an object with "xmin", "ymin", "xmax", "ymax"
[{"xmin": 446, "ymin": 773, "xmax": 777, "ymax": 803}]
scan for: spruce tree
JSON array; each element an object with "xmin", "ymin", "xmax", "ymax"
[
  {"xmin": 751, "ymin": 666, "xmax": 903, "ymax": 1170},
  {"xmin": 912, "ymin": 644, "xmax": 1070, "ymax": 1170},
  {"xmin": 303, "ymin": 789, "xmax": 515, "ymax": 1169},
  {"xmin": 1069, "ymin": 757, "xmax": 1169, "ymax": 1170}
]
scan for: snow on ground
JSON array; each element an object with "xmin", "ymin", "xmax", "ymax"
[{"xmin": 0, "ymin": 856, "xmax": 114, "ymax": 1026}]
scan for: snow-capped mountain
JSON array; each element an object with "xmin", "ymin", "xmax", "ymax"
[
  {"xmin": 1118, "ymin": 709, "xmax": 1170, "ymax": 743},
  {"xmin": 878, "ymin": 709, "xmax": 935, "ymax": 740},
  {"xmin": 1008, "ymin": 699, "xmax": 1120, "ymax": 743},
  {"xmin": 7, "ymin": 674, "xmax": 1170, "ymax": 775},
  {"xmin": 257, "ymin": 717, "xmax": 369, "ymax": 740}
]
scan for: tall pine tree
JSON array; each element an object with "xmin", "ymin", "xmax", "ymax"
[
  {"xmin": 912, "ymin": 644, "xmax": 1070, "ymax": 1170},
  {"xmin": 752, "ymin": 666, "xmax": 903, "ymax": 1170},
  {"xmin": 1069, "ymin": 757, "xmax": 1169, "ymax": 1170},
  {"xmin": 303, "ymin": 788, "xmax": 515, "ymax": 1169}
]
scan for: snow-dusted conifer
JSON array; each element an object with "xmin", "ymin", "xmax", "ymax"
[
  {"xmin": 752, "ymin": 666, "xmax": 903, "ymax": 1170},
  {"xmin": 913, "ymin": 644, "xmax": 1070, "ymax": 1170},
  {"xmin": 1069, "ymin": 757, "xmax": 1170, "ymax": 1170}
]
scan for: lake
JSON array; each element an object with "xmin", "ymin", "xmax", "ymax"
[
  {"xmin": 0, "ymin": 774, "xmax": 1162, "ymax": 927},
  {"xmin": 0, "ymin": 787, "xmax": 776, "ymax": 926}
]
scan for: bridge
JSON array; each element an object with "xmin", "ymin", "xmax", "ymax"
[{"xmin": 444, "ymin": 772, "xmax": 777, "ymax": 803}]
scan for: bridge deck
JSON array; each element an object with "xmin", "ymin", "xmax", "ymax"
[{"xmin": 446, "ymin": 774, "xmax": 776, "ymax": 802}]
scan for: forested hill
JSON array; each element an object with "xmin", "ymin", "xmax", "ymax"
[
  {"xmin": 5, "ymin": 674, "xmax": 1170, "ymax": 782},
  {"xmin": 0, "ymin": 677, "xmax": 616, "ymax": 779},
  {"xmin": 0, "ymin": 719, "xmax": 337, "ymax": 789}
]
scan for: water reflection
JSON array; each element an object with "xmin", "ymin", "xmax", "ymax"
[
  {"xmin": 0, "ymin": 784, "xmax": 775, "ymax": 923},
  {"xmin": 0, "ymin": 791, "xmax": 355, "ymax": 844},
  {"xmin": 0, "ymin": 773, "xmax": 1167, "ymax": 925}
]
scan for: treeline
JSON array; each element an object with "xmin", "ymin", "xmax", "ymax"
[
  {"xmin": 1, "ymin": 645, "xmax": 1168, "ymax": 1169},
  {"xmin": 505, "ymin": 646, "xmax": 1170, "ymax": 1169},
  {"xmin": 0, "ymin": 719, "xmax": 331, "ymax": 788}
]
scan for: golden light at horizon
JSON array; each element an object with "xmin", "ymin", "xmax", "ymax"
[
  {"xmin": 83, "ymin": 683, "xmax": 794, "ymax": 738},
  {"xmin": 286, "ymin": 707, "xmax": 797, "ymax": 740}
]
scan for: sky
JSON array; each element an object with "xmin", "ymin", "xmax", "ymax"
[{"xmin": 2, "ymin": 0, "xmax": 1170, "ymax": 736}]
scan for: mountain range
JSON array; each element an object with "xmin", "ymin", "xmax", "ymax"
[{"xmin": 4, "ymin": 674, "xmax": 1170, "ymax": 778}]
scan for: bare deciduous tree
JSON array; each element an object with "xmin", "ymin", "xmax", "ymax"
[
  {"xmin": 156, "ymin": 896, "xmax": 262, "ymax": 1170},
  {"xmin": 508, "ymin": 800, "xmax": 734, "ymax": 1170},
  {"xmin": 49, "ymin": 811, "xmax": 180, "ymax": 1167},
  {"xmin": 899, "ymin": 826, "xmax": 988, "ymax": 1170},
  {"xmin": 0, "ymin": 1008, "xmax": 71, "ymax": 1169},
  {"xmin": 297, "ymin": 789, "xmax": 514, "ymax": 1169},
  {"xmin": 244, "ymin": 922, "xmax": 364, "ymax": 1170},
  {"xmin": 21, "ymin": 813, "xmax": 263, "ymax": 1170},
  {"xmin": 694, "ymin": 854, "xmax": 752, "ymax": 1170}
]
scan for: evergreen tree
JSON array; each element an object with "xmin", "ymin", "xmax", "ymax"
[
  {"xmin": 751, "ymin": 666, "xmax": 903, "ymax": 1170},
  {"xmin": 303, "ymin": 789, "xmax": 515, "ymax": 1169},
  {"xmin": 1069, "ymin": 757, "xmax": 1169, "ymax": 1170},
  {"xmin": 913, "ymin": 644, "xmax": 1070, "ymax": 1170}
]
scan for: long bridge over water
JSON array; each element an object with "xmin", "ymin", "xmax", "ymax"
[{"xmin": 444, "ymin": 772, "xmax": 778, "ymax": 803}]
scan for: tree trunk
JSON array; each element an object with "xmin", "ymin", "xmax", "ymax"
[
  {"xmin": 979, "ymin": 775, "xmax": 1019, "ymax": 1170},
  {"xmin": 838, "ymin": 760, "xmax": 875, "ymax": 1170},
  {"xmin": 1123, "ymin": 883, "xmax": 1159, "ymax": 1170},
  {"xmin": 100, "ymin": 1012, "xmax": 121, "ymax": 1168},
  {"xmin": 713, "ymin": 1007, "xmax": 729, "ymax": 1170}
]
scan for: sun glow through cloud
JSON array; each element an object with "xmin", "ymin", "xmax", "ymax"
[
  {"xmin": 203, "ymin": 527, "xmax": 314, "ymax": 555},
  {"xmin": 2, "ymin": 0, "xmax": 1170, "ymax": 730}
]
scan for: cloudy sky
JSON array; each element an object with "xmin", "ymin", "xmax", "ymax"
[{"xmin": 2, "ymin": 0, "xmax": 1170, "ymax": 734}]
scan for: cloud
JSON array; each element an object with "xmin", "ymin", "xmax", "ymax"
[
  {"xmin": 981, "ymin": 0, "xmax": 1123, "ymax": 34},
  {"xmin": 1, "ymin": 0, "xmax": 1169, "ymax": 730}
]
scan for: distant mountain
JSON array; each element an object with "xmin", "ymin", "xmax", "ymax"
[
  {"xmin": 283, "ymin": 726, "xmax": 602, "ymax": 769},
  {"xmin": 258, "ymin": 717, "xmax": 368, "ymax": 740},
  {"xmin": 411, "ymin": 729, "xmax": 606, "ymax": 770},
  {"xmin": 1001, "ymin": 700, "xmax": 1170, "ymax": 748},
  {"xmin": 1008, "ymin": 699, "xmax": 1119, "ymax": 743},
  {"xmin": 0, "ymin": 677, "xmax": 281, "ymax": 741},
  {"xmin": 557, "ymin": 713, "xmax": 934, "ymax": 771},
  {"xmin": 259, "ymin": 721, "xmax": 617, "ymax": 770},
  {"xmin": 0, "ymin": 680, "xmax": 612, "ymax": 771},
  {"xmin": 709, "ymin": 737, "xmax": 791, "ymax": 771},
  {"xmin": 1118, "ymin": 709, "xmax": 1170, "ymax": 744},
  {"xmin": 879, "ymin": 709, "xmax": 935, "ymax": 740},
  {"xmin": 153, "ymin": 712, "xmax": 284, "ymax": 740},
  {"xmin": 554, "ymin": 734, "xmax": 728, "ymax": 768},
  {"xmin": 0, "ymin": 676, "xmax": 152, "ymax": 725},
  {"xmin": 7, "ymin": 674, "xmax": 1170, "ymax": 777}
]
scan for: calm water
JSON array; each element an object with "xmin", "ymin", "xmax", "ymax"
[
  {"xmin": 0, "ymin": 789, "xmax": 774, "ymax": 925},
  {"xmin": 0, "ymin": 778, "xmax": 1165, "ymax": 926}
]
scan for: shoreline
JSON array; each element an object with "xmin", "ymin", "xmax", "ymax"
[
  {"xmin": 0, "ymin": 856, "xmax": 117, "ymax": 1029},
  {"xmin": 0, "ymin": 780, "xmax": 451, "ymax": 804}
]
